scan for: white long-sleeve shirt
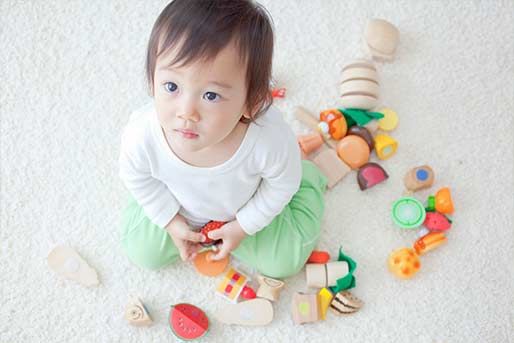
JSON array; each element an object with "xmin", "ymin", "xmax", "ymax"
[{"xmin": 118, "ymin": 102, "xmax": 302, "ymax": 235}]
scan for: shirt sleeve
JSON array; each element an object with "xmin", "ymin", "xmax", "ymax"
[
  {"xmin": 235, "ymin": 125, "xmax": 302, "ymax": 235},
  {"xmin": 118, "ymin": 126, "xmax": 180, "ymax": 228}
]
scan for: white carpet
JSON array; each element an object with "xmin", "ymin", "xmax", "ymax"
[{"xmin": 2, "ymin": 1, "xmax": 513, "ymax": 342}]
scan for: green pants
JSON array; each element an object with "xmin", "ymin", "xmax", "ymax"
[{"xmin": 120, "ymin": 160, "xmax": 327, "ymax": 278}]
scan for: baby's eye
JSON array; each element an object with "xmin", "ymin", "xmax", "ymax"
[
  {"xmin": 164, "ymin": 82, "xmax": 178, "ymax": 93},
  {"xmin": 203, "ymin": 92, "xmax": 220, "ymax": 102}
]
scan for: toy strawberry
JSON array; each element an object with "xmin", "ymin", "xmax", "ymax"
[{"xmin": 200, "ymin": 221, "xmax": 225, "ymax": 247}]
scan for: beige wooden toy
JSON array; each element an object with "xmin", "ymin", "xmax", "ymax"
[
  {"xmin": 47, "ymin": 245, "xmax": 99, "ymax": 287},
  {"xmin": 340, "ymin": 59, "xmax": 379, "ymax": 110},
  {"xmin": 215, "ymin": 298, "xmax": 273, "ymax": 326},
  {"xmin": 292, "ymin": 292, "xmax": 320, "ymax": 324},
  {"xmin": 330, "ymin": 291, "xmax": 364, "ymax": 315},
  {"xmin": 311, "ymin": 148, "xmax": 351, "ymax": 188},
  {"xmin": 256, "ymin": 274, "xmax": 285, "ymax": 302},
  {"xmin": 306, "ymin": 261, "xmax": 349, "ymax": 288},
  {"xmin": 124, "ymin": 297, "xmax": 153, "ymax": 327},
  {"xmin": 294, "ymin": 106, "xmax": 337, "ymax": 149},
  {"xmin": 364, "ymin": 19, "xmax": 400, "ymax": 62},
  {"xmin": 404, "ymin": 165, "xmax": 435, "ymax": 192}
]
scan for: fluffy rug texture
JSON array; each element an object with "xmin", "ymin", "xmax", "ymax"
[{"xmin": 1, "ymin": 1, "xmax": 513, "ymax": 342}]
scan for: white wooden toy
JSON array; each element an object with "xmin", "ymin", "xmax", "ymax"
[
  {"xmin": 215, "ymin": 298, "xmax": 273, "ymax": 326},
  {"xmin": 47, "ymin": 245, "xmax": 99, "ymax": 287},
  {"xmin": 340, "ymin": 59, "xmax": 379, "ymax": 110},
  {"xmin": 364, "ymin": 19, "xmax": 400, "ymax": 62},
  {"xmin": 256, "ymin": 274, "xmax": 285, "ymax": 302},
  {"xmin": 306, "ymin": 261, "xmax": 349, "ymax": 288},
  {"xmin": 124, "ymin": 297, "xmax": 153, "ymax": 327}
]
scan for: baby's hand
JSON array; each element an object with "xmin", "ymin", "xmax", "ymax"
[
  {"xmin": 209, "ymin": 220, "xmax": 247, "ymax": 261},
  {"xmin": 165, "ymin": 214, "xmax": 205, "ymax": 261}
]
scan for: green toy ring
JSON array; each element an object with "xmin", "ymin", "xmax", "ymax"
[{"xmin": 391, "ymin": 197, "xmax": 426, "ymax": 229}]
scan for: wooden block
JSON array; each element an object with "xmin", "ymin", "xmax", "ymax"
[
  {"xmin": 216, "ymin": 268, "xmax": 248, "ymax": 303},
  {"xmin": 306, "ymin": 262, "xmax": 349, "ymax": 288},
  {"xmin": 318, "ymin": 288, "xmax": 334, "ymax": 320},
  {"xmin": 404, "ymin": 165, "xmax": 435, "ymax": 192},
  {"xmin": 215, "ymin": 298, "xmax": 273, "ymax": 326},
  {"xmin": 47, "ymin": 246, "xmax": 99, "ymax": 287},
  {"xmin": 311, "ymin": 149, "xmax": 351, "ymax": 188},
  {"xmin": 330, "ymin": 291, "xmax": 364, "ymax": 315},
  {"xmin": 292, "ymin": 292, "xmax": 320, "ymax": 324},
  {"xmin": 125, "ymin": 297, "xmax": 153, "ymax": 327},
  {"xmin": 256, "ymin": 274, "xmax": 285, "ymax": 302}
]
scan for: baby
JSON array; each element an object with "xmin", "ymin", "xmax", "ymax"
[{"xmin": 119, "ymin": 0, "xmax": 327, "ymax": 279}]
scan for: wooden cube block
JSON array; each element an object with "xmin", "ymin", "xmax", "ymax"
[
  {"xmin": 312, "ymin": 149, "xmax": 351, "ymax": 188},
  {"xmin": 292, "ymin": 292, "xmax": 320, "ymax": 324}
]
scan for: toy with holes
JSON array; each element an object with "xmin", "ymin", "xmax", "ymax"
[
  {"xmin": 216, "ymin": 267, "xmax": 249, "ymax": 303},
  {"xmin": 169, "ymin": 303, "xmax": 209, "ymax": 340}
]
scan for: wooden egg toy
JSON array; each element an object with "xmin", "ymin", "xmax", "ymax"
[
  {"xmin": 388, "ymin": 248, "xmax": 421, "ymax": 279},
  {"xmin": 364, "ymin": 19, "xmax": 400, "ymax": 62},
  {"xmin": 340, "ymin": 59, "xmax": 379, "ymax": 110},
  {"xmin": 336, "ymin": 135, "xmax": 370, "ymax": 169}
]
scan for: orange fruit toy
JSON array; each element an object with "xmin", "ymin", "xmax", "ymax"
[{"xmin": 388, "ymin": 248, "xmax": 421, "ymax": 279}]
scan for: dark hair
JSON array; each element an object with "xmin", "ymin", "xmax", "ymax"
[{"xmin": 146, "ymin": 0, "xmax": 274, "ymax": 122}]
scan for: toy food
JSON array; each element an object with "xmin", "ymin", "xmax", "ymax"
[
  {"xmin": 435, "ymin": 187, "xmax": 454, "ymax": 214},
  {"xmin": 298, "ymin": 133, "xmax": 324, "ymax": 156},
  {"xmin": 292, "ymin": 292, "xmax": 320, "ymax": 324},
  {"xmin": 256, "ymin": 274, "xmax": 285, "ymax": 302},
  {"xmin": 330, "ymin": 291, "xmax": 364, "ymax": 315},
  {"xmin": 347, "ymin": 126, "xmax": 374, "ymax": 151},
  {"xmin": 336, "ymin": 135, "xmax": 370, "ymax": 169},
  {"xmin": 357, "ymin": 162, "xmax": 388, "ymax": 191},
  {"xmin": 294, "ymin": 106, "xmax": 337, "ymax": 149},
  {"xmin": 306, "ymin": 261, "xmax": 349, "ymax": 288},
  {"xmin": 47, "ymin": 245, "xmax": 99, "ymax": 287},
  {"xmin": 423, "ymin": 212, "xmax": 451, "ymax": 232},
  {"xmin": 169, "ymin": 303, "xmax": 209, "ymax": 340},
  {"xmin": 340, "ymin": 59, "xmax": 379, "ymax": 110},
  {"xmin": 388, "ymin": 248, "xmax": 421, "ymax": 279},
  {"xmin": 271, "ymin": 88, "xmax": 286, "ymax": 98},
  {"xmin": 307, "ymin": 250, "xmax": 331, "ymax": 264},
  {"xmin": 391, "ymin": 197, "xmax": 426, "ymax": 229},
  {"xmin": 377, "ymin": 108, "xmax": 399, "ymax": 131},
  {"xmin": 364, "ymin": 19, "xmax": 400, "ymax": 62},
  {"xmin": 200, "ymin": 221, "xmax": 225, "ymax": 247},
  {"xmin": 125, "ymin": 297, "xmax": 153, "ymax": 327},
  {"xmin": 241, "ymin": 285, "xmax": 257, "ymax": 300},
  {"xmin": 311, "ymin": 149, "xmax": 351, "ymax": 188},
  {"xmin": 413, "ymin": 232, "xmax": 447, "ymax": 256},
  {"xmin": 193, "ymin": 250, "xmax": 229, "ymax": 277},
  {"xmin": 374, "ymin": 134, "xmax": 398, "ymax": 160},
  {"xmin": 318, "ymin": 288, "xmax": 334, "ymax": 320},
  {"xmin": 216, "ymin": 268, "xmax": 248, "ymax": 303},
  {"xmin": 319, "ymin": 109, "xmax": 347, "ymax": 140},
  {"xmin": 364, "ymin": 119, "xmax": 379, "ymax": 134},
  {"xmin": 404, "ymin": 165, "xmax": 434, "ymax": 192},
  {"xmin": 215, "ymin": 298, "xmax": 273, "ymax": 326}
]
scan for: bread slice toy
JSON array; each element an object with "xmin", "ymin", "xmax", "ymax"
[
  {"xmin": 330, "ymin": 291, "xmax": 364, "ymax": 315},
  {"xmin": 215, "ymin": 298, "xmax": 273, "ymax": 326},
  {"xmin": 47, "ymin": 245, "xmax": 99, "ymax": 287}
]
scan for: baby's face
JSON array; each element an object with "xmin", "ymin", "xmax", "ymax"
[{"xmin": 153, "ymin": 41, "xmax": 249, "ymax": 153}]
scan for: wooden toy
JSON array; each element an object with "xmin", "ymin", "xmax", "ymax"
[
  {"xmin": 340, "ymin": 59, "xmax": 379, "ymax": 110},
  {"xmin": 297, "ymin": 133, "xmax": 324, "ymax": 156},
  {"xmin": 374, "ymin": 134, "xmax": 398, "ymax": 160},
  {"xmin": 256, "ymin": 274, "xmax": 285, "ymax": 302},
  {"xmin": 364, "ymin": 19, "xmax": 399, "ymax": 62},
  {"xmin": 357, "ymin": 162, "xmax": 388, "ymax": 191},
  {"xmin": 215, "ymin": 298, "xmax": 273, "ymax": 326},
  {"xmin": 307, "ymin": 250, "xmax": 331, "ymax": 264},
  {"xmin": 404, "ymin": 165, "xmax": 435, "ymax": 192},
  {"xmin": 241, "ymin": 285, "xmax": 257, "ymax": 300},
  {"xmin": 336, "ymin": 135, "xmax": 370, "ymax": 169},
  {"xmin": 347, "ymin": 126, "xmax": 375, "ymax": 151},
  {"xmin": 388, "ymin": 248, "xmax": 421, "ymax": 279},
  {"xmin": 216, "ymin": 268, "xmax": 248, "ymax": 303},
  {"xmin": 306, "ymin": 261, "xmax": 349, "ymax": 288},
  {"xmin": 169, "ymin": 303, "xmax": 209, "ymax": 340},
  {"xmin": 311, "ymin": 148, "xmax": 351, "ymax": 188},
  {"xmin": 292, "ymin": 292, "xmax": 320, "ymax": 324},
  {"xmin": 319, "ymin": 109, "xmax": 347, "ymax": 140},
  {"xmin": 294, "ymin": 106, "xmax": 337, "ymax": 149},
  {"xmin": 377, "ymin": 108, "xmax": 399, "ymax": 131},
  {"xmin": 200, "ymin": 221, "xmax": 225, "ymax": 247},
  {"xmin": 413, "ymin": 232, "xmax": 447, "ymax": 256},
  {"xmin": 47, "ymin": 246, "xmax": 99, "ymax": 287},
  {"xmin": 330, "ymin": 291, "xmax": 364, "ymax": 315},
  {"xmin": 193, "ymin": 250, "xmax": 229, "ymax": 277},
  {"xmin": 423, "ymin": 212, "xmax": 451, "ymax": 232},
  {"xmin": 318, "ymin": 288, "xmax": 334, "ymax": 320},
  {"xmin": 435, "ymin": 187, "xmax": 454, "ymax": 214},
  {"xmin": 391, "ymin": 197, "xmax": 426, "ymax": 229},
  {"xmin": 125, "ymin": 297, "xmax": 153, "ymax": 327}
]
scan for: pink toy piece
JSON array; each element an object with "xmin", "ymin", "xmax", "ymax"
[
  {"xmin": 169, "ymin": 303, "xmax": 209, "ymax": 340},
  {"xmin": 423, "ymin": 212, "xmax": 451, "ymax": 232},
  {"xmin": 357, "ymin": 162, "xmax": 388, "ymax": 190}
]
